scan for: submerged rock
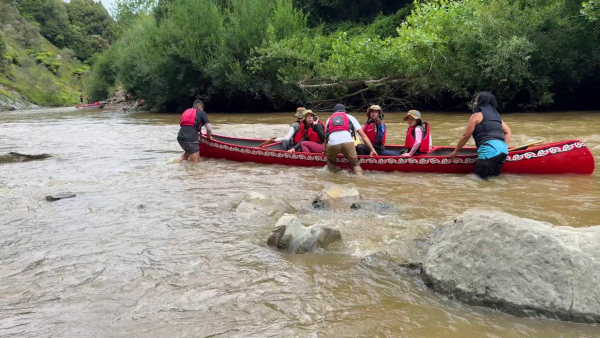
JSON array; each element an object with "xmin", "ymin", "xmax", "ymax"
[
  {"xmin": 235, "ymin": 192, "xmax": 296, "ymax": 222},
  {"xmin": 350, "ymin": 201, "xmax": 396, "ymax": 212},
  {"xmin": 312, "ymin": 184, "xmax": 360, "ymax": 209},
  {"xmin": 0, "ymin": 152, "xmax": 52, "ymax": 164},
  {"xmin": 46, "ymin": 193, "xmax": 76, "ymax": 202},
  {"xmin": 423, "ymin": 210, "xmax": 600, "ymax": 324},
  {"xmin": 267, "ymin": 214, "xmax": 341, "ymax": 254}
]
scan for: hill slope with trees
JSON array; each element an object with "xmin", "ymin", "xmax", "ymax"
[{"xmin": 0, "ymin": 0, "xmax": 113, "ymax": 109}]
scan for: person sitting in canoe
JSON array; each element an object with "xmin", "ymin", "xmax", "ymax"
[
  {"xmin": 270, "ymin": 107, "xmax": 305, "ymax": 150},
  {"xmin": 288, "ymin": 110, "xmax": 326, "ymax": 153},
  {"xmin": 177, "ymin": 99, "xmax": 213, "ymax": 164},
  {"xmin": 356, "ymin": 105, "xmax": 400, "ymax": 156},
  {"xmin": 399, "ymin": 110, "xmax": 432, "ymax": 157},
  {"xmin": 449, "ymin": 91, "xmax": 512, "ymax": 179}
]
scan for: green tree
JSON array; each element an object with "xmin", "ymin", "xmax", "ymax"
[
  {"xmin": 18, "ymin": 0, "xmax": 71, "ymax": 46},
  {"xmin": 66, "ymin": 0, "xmax": 115, "ymax": 41}
]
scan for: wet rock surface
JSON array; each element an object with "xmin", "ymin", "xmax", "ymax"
[
  {"xmin": 0, "ymin": 152, "xmax": 52, "ymax": 164},
  {"xmin": 235, "ymin": 192, "xmax": 296, "ymax": 222},
  {"xmin": 423, "ymin": 210, "xmax": 600, "ymax": 324},
  {"xmin": 45, "ymin": 193, "xmax": 76, "ymax": 202},
  {"xmin": 312, "ymin": 184, "xmax": 360, "ymax": 209},
  {"xmin": 267, "ymin": 214, "xmax": 341, "ymax": 254}
]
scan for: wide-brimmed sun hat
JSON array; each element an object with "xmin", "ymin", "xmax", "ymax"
[
  {"xmin": 367, "ymin": 105, "xmax": 384, "ymax": 119},
  {"xmin": 404, "ymin": 110, "xmax": 422, "ymax": 121},
  {"xmin": 295, "ymin": 107, "xmax": 306, "ymax": 119},
  {"xmin": 303, "ymin": 109, "xmax": 315, "ymax": 118}
]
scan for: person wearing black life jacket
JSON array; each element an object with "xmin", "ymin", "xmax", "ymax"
[
  {"xmin": 356, "ymin": 105, "xmax": 400, "ymax": 156},
  {"xmin": 449, "ymin": 91, "xmax": 512, "ymax": 179},
  {"xmin": 288, "ymin": 110, "xmax": 326, "ymax": 154},
  {"xmin": 177, "ymin": 99, "xmax": 213, "ymax": 164},
  {"xmin": 270, "ymin": 107, "xmax": 306, "ymax": 150},
  {"xmin": 87, "ymin": 96, "xmax": 91, "ymax": 104},
  {"xmin": 399, "ymin": 110, "xmax": 432, "ymax": 157},
  {"xmin": 79, "ymin": 93, "xmax": 83, "ymax": 104},
  {"xmin": 325, "ymin": 104, "xmax": 377, "ymax": 176}
]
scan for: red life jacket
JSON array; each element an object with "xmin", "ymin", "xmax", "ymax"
[
  {"xmin": 294, "ymin": 121, "xmax": 326, "ymax": 144},
  {"xmin": 180, "ymin": 108, "xmax": 198, "ymax": 127},
  {"xmin": 405, "ymin": 123, "xmax": 431, "ymax": 154},
  {"xmin": 326, "ymin": 112, "xmax": 352, "ymax": 134},
  {"xmin": 363, "ymin": 121, "xmax": 386, "ymax": 145}
]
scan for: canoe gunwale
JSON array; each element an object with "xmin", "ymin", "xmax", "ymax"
[{"xmin": 200, "ymin": 134, "xmax": 595, "ymax": 175}]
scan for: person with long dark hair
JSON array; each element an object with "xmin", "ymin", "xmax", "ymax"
[{"xmin": 449, "ymin": 91, "xmax": 512, "ymax": 179}]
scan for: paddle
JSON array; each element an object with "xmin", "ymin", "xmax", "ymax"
[
  {"xmin": 258, "ymin": 138, "xmax": 276, "ymax": 148},
  {"xmin": 508, "ymin": 140, "xmax": 544, "ymax": 152}
]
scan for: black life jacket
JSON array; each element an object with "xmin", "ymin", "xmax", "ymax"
[{"xmin": 473, "ymin": 106, "xmax": 504, "ymax": 148}]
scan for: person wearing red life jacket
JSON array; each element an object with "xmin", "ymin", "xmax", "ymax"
[
  {"xmin": 400, "ymin": 110, "xmax": 432, "ymax": 157},
  {"xmin": 269, "ymin": 107, "xmax": 306, "ymax": 150},
  {"xmin": 356, "ymin": 105, "xmax": 401, "ymax": 156},
  {"xmin": 177, "ymin": 99, "xmax": 213, "ymax": 164},
  {"xmin": 325, "ymin": 104, "xmax": 377, "ymax": 176},
  {"xmin": 288, "ymin": 110, "xmax": 326, "ymax": 153}
]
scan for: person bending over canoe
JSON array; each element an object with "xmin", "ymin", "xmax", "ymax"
[
  {"xmin": 399, "ymin": 110, "xmax": 432, "ymax": 157},
  {"xmin": 288, "ymin": 110, "xmax": 326, "ymax": 154},
  {"xmin": 325, "ymin": 104, "xmax": 377, "ymax": 176},
  {"xmin": 177, "ymin": 99, "xmax": 213, "ymax": 164},
  {"xmin": 356, "ymin": 105, "xmax": 400, "ymax": 156},
  {"xmin": 449, "ymin": 91, "xmax": 512, "ymax": 179},
  {"xmin": 270, "ymin": 107, "xmax": 306, "ymax": 150}
]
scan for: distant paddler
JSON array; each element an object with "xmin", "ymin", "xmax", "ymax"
[
  {"xmin": 449, "ymin": 91, "xmax": 512, "ymax": 179},
  {"xmin": 177, "ymin": 99, "xmax": 213, "ymax": 164}
]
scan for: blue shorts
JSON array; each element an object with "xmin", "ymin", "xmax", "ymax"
[{"xmin": 477, "ymin": 140, "xmax": 508, "ymax": 159}]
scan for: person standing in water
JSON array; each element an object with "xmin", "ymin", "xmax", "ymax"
[
  {"xmin": 325, "ymin": 104, "xmax": 377, "ymax": 176},
  {"xmin": 449, "ymin": 91, "xmax": 512, "ymax": 179},
  {"xmin": 177, "ymin": 99, "xmax": 213, "ymax": 164}
]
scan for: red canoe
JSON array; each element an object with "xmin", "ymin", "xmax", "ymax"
[
  {"xmin": 75, "ymin": 102, "xmax": 104, "ymax": 109},
  {"xmin": 199, "ymin": 134, "xmax": 595, "ymax": 175}
]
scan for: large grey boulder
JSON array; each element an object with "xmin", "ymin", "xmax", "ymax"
[
  {"xmin": 267, "ymin": 214, "xmax": 341, "ymax": 254},
  {"xmin": 312, "ymin": 184, "xmax": 360, "ymax": 209},
  {"xmin": 423, "ymin": 210, "xmax": 600, "ymax": 324},
  {"xmin": 235, "ymin": 192, "xmax": 296, "ymax": 222}
]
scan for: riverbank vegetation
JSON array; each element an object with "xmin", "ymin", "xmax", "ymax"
[
  {"xmin": 0, "ymin": 0, "xmax": 114, "ymax": 107},
  {"xmin": 88, "ymin": 0, "xmax": 600, "ymax": 112}
]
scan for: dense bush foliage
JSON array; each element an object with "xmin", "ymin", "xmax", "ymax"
[
  {"xmin": 88, "ymin": 0, "xmax": 600, "ymax": 111},
  {"xmin": 17, "ymin": 0, "xmax": 114, "ymax": 61}
]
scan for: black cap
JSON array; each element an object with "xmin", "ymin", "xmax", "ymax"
[{"xmin": 333, "ymin": 104, "xmax": 346, "ymax": 113}]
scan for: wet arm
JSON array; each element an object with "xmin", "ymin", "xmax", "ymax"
[
  {"xmin": 453, "ymin": 114, "xmax": 479, "ymax": 153},
  {"xmin": 357, "ymin": 129, "xmax": 377, "ymax": 154},
  {"xmin": 502, "ymin": 120, "xmax": 511, "ymax": 146}
]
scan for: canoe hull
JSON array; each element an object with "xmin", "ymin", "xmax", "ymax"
[
  {"xmin": 75, "ymin": 102, "xmax": 104, "ymax": 109},
  {"xmin": 199, "ymin": 136, "xmax": 595, "ymax": 175}
]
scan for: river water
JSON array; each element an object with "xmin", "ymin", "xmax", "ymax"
[{"xmin": 0, "ymin": 107, "xmax": 598, "ymax": 337}]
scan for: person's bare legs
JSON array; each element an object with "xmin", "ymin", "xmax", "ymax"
[
  {"xmin": 189, "ymin": 151, "xmax": 200, "ymax": 164},
  {"xmin": 180, "ymin": 152, "xmax": 190, "ymax": 163}
]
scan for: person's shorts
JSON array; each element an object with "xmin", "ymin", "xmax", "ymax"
[
  {"xmin": 475, "ymin": 152, "xmax": 507, "ymax": 179},
  {"xmin": 178, "ymin": 140, "xmax": 199, "ymax": 155}
]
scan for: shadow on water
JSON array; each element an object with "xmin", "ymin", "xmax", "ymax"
[{"xmin": 0, "ymin": 107, "xmax": 598, "ymax": 337}]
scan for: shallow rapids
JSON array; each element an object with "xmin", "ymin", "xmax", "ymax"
[{"xmin": 0, "ymin": 107, "xmax": 598, "ymax": 337}]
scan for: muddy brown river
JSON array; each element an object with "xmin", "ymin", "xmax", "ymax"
[{"xmin": 0, "ymin": 107, "xmax": 598, "ymax": 337}]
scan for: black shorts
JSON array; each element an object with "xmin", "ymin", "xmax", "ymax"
[
  {"xmin": 178, "ymin": 140, "xmax": 199, "ymax": 155},
  {"xmin": 475, "ymin": 153, "xmax": 507, "ymax": 179}
]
